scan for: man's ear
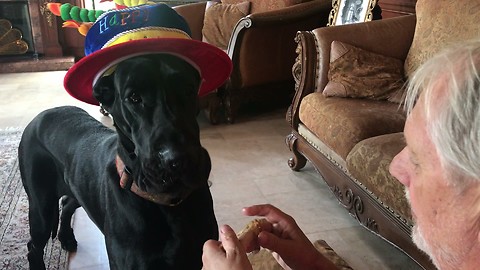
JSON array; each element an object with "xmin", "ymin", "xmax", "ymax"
[{"xmin": 93, "ymin": 74, "xmax": 115, "ymax": 107}]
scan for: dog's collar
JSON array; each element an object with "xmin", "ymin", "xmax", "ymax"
[
  {"xmin": 115, "ymin": 155, "xmax": 134, "ymax": 190},
  {"xmin": 115, "ymin": 155, "xmax": 178, "ymax": 205}
]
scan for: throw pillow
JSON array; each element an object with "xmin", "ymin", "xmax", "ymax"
[
  {"xmin": 202, "ymin": 1, "xmax": 250, "ymax": 50},
  {"xmin": 323, "ymin": 40, "xmax": 406, "ymax": 103}
]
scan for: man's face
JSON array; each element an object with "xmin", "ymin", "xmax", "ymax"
[{"xmin": 389, "ymin": 84, "xmax": 478, "ymax": 268}]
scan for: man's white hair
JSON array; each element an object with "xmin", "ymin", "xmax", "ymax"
[{"xmin": 404, "ymin": 40, "xmax": 480, "ymax": 183}]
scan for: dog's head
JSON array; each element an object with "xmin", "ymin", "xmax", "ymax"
[{"xmin": 93, "ymin": 54, "xmax": 210, "ymax": 206}]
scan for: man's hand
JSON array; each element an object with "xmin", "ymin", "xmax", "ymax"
[
  {"xmin": 202, "ymin": 225, "xmax": 253, "ymax": 270},
  {"xmin": 243, "ymin": 204, "xmax": 337, "ymax": 270}
]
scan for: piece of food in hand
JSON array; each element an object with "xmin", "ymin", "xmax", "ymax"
[{"xmin": 237, "ymin": 218, "xmax": 270, "ymax": 252}]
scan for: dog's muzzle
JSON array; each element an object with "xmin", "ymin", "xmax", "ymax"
[{"xmin": 115, "ymin": 155, "xmax": 188, "ymax": 206}]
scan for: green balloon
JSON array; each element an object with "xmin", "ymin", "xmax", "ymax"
[
  {"xmin": 88, "ymin": 10, "xmax": 96, "ymax": 22},
  {"xmin": 79, "ymin": 9, "xmax": 89, "ymax": 22},
  {"xmin": 69, "ymin": 6, "xmax": 81, "ymax": 22},
  {"xmin": 95, "ymin": 10, "xmax": 104, "ymax": 20},
  {"xmin": 60, "ymin": 3, "xmax": 73, "ymax": 21}
]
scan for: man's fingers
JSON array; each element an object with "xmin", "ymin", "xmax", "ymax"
[
  {"xmin": 202, "ymin": 239, "xmax": 226, "ymax": 267},
  {"xmin": 203, "ymin": 239, "xmax": 222, "ymax": 251},
  {"xmin": 258, "ymin": 231, "xmax": 292, "ymax": 260},
  {"xmin": 203, "ymin": 225, "xmax": 245, "ymax": 258},
  {"xmin": 219, "ymin": 225, "xmax": 243, "ymax": 257},
  {"xmin": 257, "ymin": 231, "xmax": 280, "ymax": 250},
  {"xmin": 243, "ymin": 204, "xmax": 295, "ymax": 226},
  {"xmin": 272, "ymin": 252, "xmax": 293, "ymax": 270},
  {"xmin": 203, "ymin": 239, "xmax": 224, "ymax": 256},
  {"xmin": 203, "ymin": 226, "xmax": 254, "ymax": 270},
  {"xmin": 243, "ymin": 204, "xmax": 282, "ymax": 220}
]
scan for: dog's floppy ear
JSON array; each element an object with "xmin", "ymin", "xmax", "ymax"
[{"xmin": 93, "ymin": 74, "xmax": 115, "ymax": 107}]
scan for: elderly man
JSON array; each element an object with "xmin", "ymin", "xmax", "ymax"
[
  {"xmin": 202, "ymin": 41, "xmax": 480, "ymax": 270},
  {"xmin": 388, "ymin": 40, "xmax": 480, "ymax": 269}
]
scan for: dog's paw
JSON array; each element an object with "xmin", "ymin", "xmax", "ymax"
[
  {"xmin": 58, "ymin": 228, "xmax": 78, "ymax": 252},
  {"xmin": 27, "ymin": 241, "xmax": 47, "ymax": 270},
  {"xmin": 60, "ymin": 238, "xmax": 78, "ymax": 252}
]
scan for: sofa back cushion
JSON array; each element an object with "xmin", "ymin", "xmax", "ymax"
[
  {"xmin": 222, "ymin": 0, "xmax": 311, "ymax": 13},
  {"xmin": 404, "ymin": 0, "xmax": 480, "ymax": 77},
  {"xmin": 203, "ymin": 1, "xmax": 251, "ymax": 49}
]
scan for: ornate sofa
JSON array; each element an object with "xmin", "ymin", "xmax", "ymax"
[
  {"xmin": 174, "ymin": 0, "xmax": 332, "ymax": 123},
  {"xmin": 285, "ymin": 0, "xmax": 480, "ymax": 269}
]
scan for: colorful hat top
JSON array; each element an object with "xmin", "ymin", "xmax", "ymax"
[
  {"xmin": 63, "ymin": 3, "xmax": 232, "ymax": 105},
  {"xmin": 84, "ymin": 4, "xmax": 192, "ymax": 56}
]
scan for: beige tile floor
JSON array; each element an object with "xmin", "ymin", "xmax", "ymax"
[{"xmin": 0, "ymin": 71, "xmax": 422, "ymax": 269}]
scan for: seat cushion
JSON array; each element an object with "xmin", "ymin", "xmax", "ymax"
[
  {"xmin": 346, "ymin": 132, "xmax": 411, "ymax": 220},
  {"xmin": 404, "ymin": 0, "xmax": 480, "ymax": 77},
  {"xmin": 299, "ymin": 92, "xmax": 406, "ymax": 160}
]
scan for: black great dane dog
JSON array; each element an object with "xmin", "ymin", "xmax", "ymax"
[{"xmin": 18, "ymin": 54, "xmax": 218, "ymax": 269}]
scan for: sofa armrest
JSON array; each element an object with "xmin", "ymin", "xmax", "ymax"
[
  {"xmin": 227, "ymin": 0, "xmax": 332, "ymax": 89},
  {"xmin": 313, "ymin": 15, "xmax": 417, "ymax": 92},
  {"xmin": 287, "ymin": 15, "xmax": 416, "ymax": 129},
  {"xmin": 173, "ymin": 2, "xmax": 207, "ymax": 41},
  {"xmin": 286, "ymin": 30, "xmax": 318, "ymax": 128}
]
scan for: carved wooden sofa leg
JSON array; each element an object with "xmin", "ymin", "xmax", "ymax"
[
  {"xmin": 203, "ymin": 96, "xmax": 222, "ymax": 125},
  {"xmin": 223, "ymin": 93, "xmax": 240, "ymax": 124},
  {"xmin": 286, "ymin": 132, "xmax": 307, "ymax": 171},
  {"xmin": 198, "ymin": 91, "xmax": 223, "ymax": 124}
]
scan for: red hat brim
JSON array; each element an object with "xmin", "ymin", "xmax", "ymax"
[{"xmin": 64, "ymin": 38, "xmax": 232, "ymax": 105}]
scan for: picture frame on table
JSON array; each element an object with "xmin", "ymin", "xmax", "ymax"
[{"xmin": 327, "ymin": 0, "xmax": 378, "ymax": 26}]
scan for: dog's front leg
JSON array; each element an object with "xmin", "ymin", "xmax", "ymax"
[
  {"xmin": 104, "ymin": 238, "xmax": 145, "ymax": 270},
  {"xmin": 27, "ymin": 240, "xmax": 46, "ymax": 270}
]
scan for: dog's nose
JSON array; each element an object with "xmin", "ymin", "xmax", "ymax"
[{"xmin": 157, "ymin": 150, "xmax": 185, "ymax": 173}]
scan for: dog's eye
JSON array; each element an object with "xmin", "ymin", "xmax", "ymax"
[{"xmin": 128, "ymin": 93, "xmax": 142, "ymax": 104}]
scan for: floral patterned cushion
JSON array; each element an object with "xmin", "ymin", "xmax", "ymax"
[
  {"xmin": 404, "ymin": 0, "xmax": 480, "ymax": 77},
  {"xmin": 299, "ymin": 93, "xmax": 406, "ymax": 160},
  {"xmin": 346, "ymin": 133, "xmax": 411, "ymax": 220},
  {"xmin": 222, "ymin": 0, "xmax": 311, "ymax": 13},
  {"xmin": 324, "ymin": 41, "xmax": 406, "ymax": 104}
]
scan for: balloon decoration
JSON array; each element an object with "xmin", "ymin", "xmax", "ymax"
[{"xmin": 47, "ymin": 0, "xmax": 152, "ymax": 36}]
